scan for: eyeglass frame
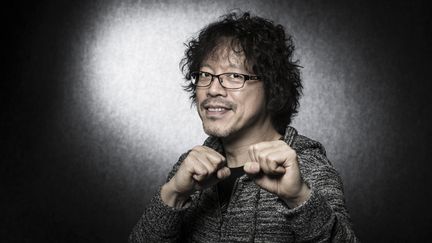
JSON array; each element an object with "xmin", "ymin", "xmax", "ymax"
[{"xmin": 190, "ymin": 71, "xmax": 262, "ymax": 89}]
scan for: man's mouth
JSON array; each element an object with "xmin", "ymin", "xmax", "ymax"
[
  {"xmin": 203, "ymin": 104, "xmax": 232, "ymax": 118},
  {"xmin": 205, "ymin": 105, "xmax": 230, "ymax": 111},
  {"xmin": 207, "ymin": 107, "xmax": 227, "ymax": 112},
  {"xmin": 201, "ymin": 98, "xmax": 236, "ymax": 119}
]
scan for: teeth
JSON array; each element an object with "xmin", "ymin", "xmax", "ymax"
[{"xmin": 208, "ymin": 107, "xmax": 225, "ymax": 112}]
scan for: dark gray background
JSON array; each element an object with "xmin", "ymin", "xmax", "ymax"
[{"xmin": 3, "ymin": 0, "xmax": 431, "ymax": 242}]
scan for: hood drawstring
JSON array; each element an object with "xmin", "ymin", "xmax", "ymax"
[{"xmin": 249, "ymin": 187, "xmax": 261, "ymax": 242}]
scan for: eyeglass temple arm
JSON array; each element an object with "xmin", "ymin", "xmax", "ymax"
[{"xmin": 245, "ymin": 75, "xmax": 261, "ymax": 80}]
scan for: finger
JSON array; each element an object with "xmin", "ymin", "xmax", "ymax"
[
  {"xmin": 250, "ymin": 140, "xmax": 276, "ymax": 151},
  {"xmin": 205, "ymin": 152, "xmax": 226, "ymax": 169},
  {"xmin": 250, "ymin": 140, "xmax": 285, "ymax": 154},
  {"xmin": 248, "ymin": 140, "xmax": 281, "ymax": 165},
  {"xmin": 248, "ymin": 146, "xmax": 257, "ymax": 164},
  {"xmin": 199, "ymin": 146, "xmax": 225, "ymax": 160},
  {"xmin": 200, "ymin": 146, "xmax": 226, "ymax": 168},
  {"xmin": 255, "ymin": 143, "xmax": 292, "ymax": 173},
  {"xmin": 216, "ymin": 166, "xmax": 231, "ymax": 180},
  {"xmin": 253, "ymin": 140, "xmax": 290, "ymax": 153},
  {"xmin": 191, "ymin": 151, "xmax": 218, "ymax": 174},
  {"xmin": 256, "ymin": 150, "xmax": 274, "ymax": 174},
  {"xmin": 282, "ymin": 148, "xmax": 298, "ymax": 168},
  {"xmin": 265, "ymin": 150, "xmax": 287, "ymax": 174},
  {"xmin": 189, "ymin": 160, "xmax": 209, "ymax": 182},
  {"xmin": 243, "ymin": 161, "xmax": 260, "ymax": 175},
  {"xmin": 189, "ymin": 146, "xmax": 225, "ymax": 173},
  {"xmin": 248, "ymin": 143, "xmax": 266, "ymax": 162},
  {"xmin": 192, "ymin": 174, "xmax": 207, "ymax": 182}
]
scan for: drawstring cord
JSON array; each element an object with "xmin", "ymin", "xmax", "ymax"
[{"xmin": 249, "ymin": 187, "xmax": 261, "ymax": 242}]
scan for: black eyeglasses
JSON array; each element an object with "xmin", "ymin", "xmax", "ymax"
[{"xmin": 190, "ymin": 71, "xmax": 261, "ymax": 89}]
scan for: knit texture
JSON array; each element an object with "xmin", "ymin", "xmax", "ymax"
[{"xmin": 129, "ymin": 126, "xmax": 358, "ymax": 242}]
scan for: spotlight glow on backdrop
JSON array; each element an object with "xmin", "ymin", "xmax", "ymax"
[
  {"xmin": 80, "ymin": 4, "xmax": 214, "ymax": 164},
  {"xmin": 73, "ymin": 1, "xmax": 373, "ymax": 188}
]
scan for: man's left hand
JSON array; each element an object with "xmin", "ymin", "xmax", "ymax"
[{"xmin": 243, "ymin": 140, "xmax": 311, "ymax": 208}]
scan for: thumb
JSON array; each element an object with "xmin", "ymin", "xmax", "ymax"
[
  {"xmin": 244, "ymin": 162, "xmax": 260, "ymax": 174},
  {"xmin": 216, "ymin": 166, "xmax": 231, "ymax": 180}
]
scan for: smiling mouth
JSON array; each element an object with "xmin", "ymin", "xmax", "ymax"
[
  {"xmin": 203, "ymin": 105, "xmax": 231, "ymax": 118},
  {"xmin": 207, "ymin": 107, "xmax": 228, "ymax": 112},
  {"xmin": 201, "ymin": 98, "xmax": 236, "ymax": 118}
]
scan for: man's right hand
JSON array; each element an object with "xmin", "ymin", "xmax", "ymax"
[{"xmin": 161, "ymin": 146, "xmax": 231, "ymax": 208}]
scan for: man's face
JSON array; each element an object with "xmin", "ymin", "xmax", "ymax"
[{"xmin": 196, "ymin": 45, "xmax": 268, "ymax": 139}]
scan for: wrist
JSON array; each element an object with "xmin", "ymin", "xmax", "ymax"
[
  {"xmin": 160, "ymin": 180, "xmax": 191, "ymax": 209},
  {"xmin": 283, "ymin": 183, "xmax": 311, "ymax": 209}
]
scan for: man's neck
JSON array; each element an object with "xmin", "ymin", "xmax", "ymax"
[{"xmin": 222, "ymin": 118, "xmax": 282, "ymax": 168}]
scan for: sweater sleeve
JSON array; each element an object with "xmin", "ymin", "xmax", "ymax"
[
  {"xmin": 128, "ymin": 152, "xmax": 190, "ymax": 243},
  {"xmin": 280, "ymin": 135, "xmax": 359, "ymax": 242}
]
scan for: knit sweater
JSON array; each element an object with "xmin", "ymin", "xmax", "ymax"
[{"xmin": 129, "ymin": 126, "xmax": 358, "ymax": 242}]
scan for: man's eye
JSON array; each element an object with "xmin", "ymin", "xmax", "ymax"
[
  {"xmin": 229, "ymin": 73, "xmax": 241, "ymax": 78},
  {"xmin": 201, "ymin": 72, "xmax": 211, "ymax": 77}
]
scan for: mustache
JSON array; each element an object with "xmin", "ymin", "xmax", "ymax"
[{"xmin": 200, "ymin": 97, "xmax": 237, "ymax": 111}]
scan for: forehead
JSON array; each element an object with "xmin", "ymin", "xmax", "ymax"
[{"xmin": 201, "ymin": 39, "xmax": 250, "ymax": 71}]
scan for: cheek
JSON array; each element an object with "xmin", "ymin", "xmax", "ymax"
[
  {"xmin": 196, "ymin": 90, "xmax": 204, "ymax": 100},
  {"xmin": 249, "ymin": 88, "xmax": 266, "ymax": 108},
  {"xmin": 236, "ymin": 90, "xmax": 266, "ymax": 116},
  {"xmin": 247, "ymin": 98, "xmax": 265, "ymax": 115},
  {"xmin": 195, "ymin": 90, "xmax": 206, "ymax": 106}
]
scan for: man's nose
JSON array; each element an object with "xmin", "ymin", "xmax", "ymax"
[{"xmin": 207, "ymin": 77, "xmax": 227, "ymax": 97}]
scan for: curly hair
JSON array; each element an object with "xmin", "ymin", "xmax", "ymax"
[{"xmin": 180, "ymin": 11, "xmax": 302, "ymax": 134}]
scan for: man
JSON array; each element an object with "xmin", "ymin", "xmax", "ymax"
[{"xmin": 130, "ymin": 11, "xmax": 358, "ymax": 242}]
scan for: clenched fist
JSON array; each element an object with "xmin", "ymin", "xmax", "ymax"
[
  {"xmin": 243, "ymin": 140, "xmax": 311, "ymax": 208},
  {"xmin": 161, "ymin": 146, "xmax": 231, "ymax": 208}
]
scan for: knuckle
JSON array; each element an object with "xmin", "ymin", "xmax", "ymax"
[
  {"xmin": 195, "ymin": 165, "xmax": 208, "ymax": 175},
  {"xmin": 257, "ymin": 153, "xmax": 266, "ymax": 162},
  {"xmin": 271, "ymin": 141, "xmax": 280, "ymax": 148},
  {"xmin": 213, "ymin": 159, "xmax": 223, "ymax": 166},
  {"xmin": 287, "ymin": 149, "xmax": 297, "ymax": 158},
  {"xmin": 183, "ymin": 158, "xmax": 195, "ymax": 168},
  {"xmin": 267, "ymin": 159, "xmax": 276, "ymax": 168},
  {"xmin": 207, "ymin": 162, "xmax": 217, "ymax": 172},
  {"xmin": 249, "ymin": 144, "xmax": 258, "ymax": 152},
  {"xmin": 267, "ymin": 154, "xmax": 277, "ymax": 162},
  {"xmin": 188, "ymin": 150, "xmax": 198, "ymax": 157},
  {"xmin": 259, "ymin": 150, "xmax": 270, "ymax": 160},
  {"xmin": 207, "ymin": 153, "xmax": 222, "ymax": 164},
  {"xmin": 261, "ymin": 165, "xmax": 271, "ymax": 173},
  {"xmin": 191, "ymin": 145, "xmax": 203, "ymax": 152}
]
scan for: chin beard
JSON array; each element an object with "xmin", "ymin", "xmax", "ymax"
[{"xmin": 202, "ymin": 124, "xmax": 235, "ymax": 138}]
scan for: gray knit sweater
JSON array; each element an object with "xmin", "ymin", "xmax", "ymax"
[{"xmin": 129, "ymin": 126, "xmax": 358, "ymax": 242}]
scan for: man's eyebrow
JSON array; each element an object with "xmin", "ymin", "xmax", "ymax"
[{"xmin": 200, "ymin": 63, "xmax": 212, "ymax": 68}]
